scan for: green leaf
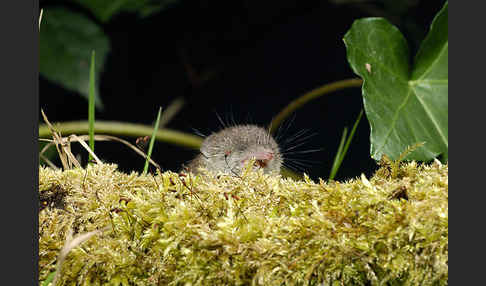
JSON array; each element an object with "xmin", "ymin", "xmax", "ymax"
[
  {"xmin": 39, "ymin": 8, "xmax": 110, "ymax": 109},
  {"xmin": 343, "ymin": 2, "xmax": 448, "ymax": 161},
  {"xmin": 71, "ymin": 0, "xmax": 182, "ymax": 23}
]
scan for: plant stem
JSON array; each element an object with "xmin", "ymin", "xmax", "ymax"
[
  {"xmin": 268, "ymin": 78, "xmax": 363, "ymax": 134},
  {"xmin": 39, "ymin": 121, "xmax": 203, "ymax": 150}
]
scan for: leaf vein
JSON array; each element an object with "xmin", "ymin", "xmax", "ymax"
[
  {"xmin": 415, "ymin": 41, "xmax": 448, "ymax": 81},
  {"xmin": 370, "ymin": 84, "xmax": 413, "ymax": 158},
  {"xmin": 412, "ymin": 89, "xmax": 448, "ymax": 148}
]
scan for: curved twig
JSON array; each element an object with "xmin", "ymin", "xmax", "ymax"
[{"xmin": 268, "ymin": 78, "xmax": 363, "ymax": 134}]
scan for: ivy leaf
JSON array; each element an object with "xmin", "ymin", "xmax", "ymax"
[
  {"xmin": 343, "ymin": 2, "xmax": 448, "ymax": 161},
  {"xmin": 71, "ymin": 0, "xmax": 182, "ymax": 23},
  {"xmin": 40, "ymin": 8, "xmax": 110, "ymax": 109}
]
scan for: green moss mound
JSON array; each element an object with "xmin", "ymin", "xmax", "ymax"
[{"xmin": 39, "ymin": 161, "xmax": 448, "ymax": 285}]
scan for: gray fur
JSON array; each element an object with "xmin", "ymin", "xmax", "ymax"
[{"xmin": 186, "ymin": 125, "xmax": 282, "ymax": 175}]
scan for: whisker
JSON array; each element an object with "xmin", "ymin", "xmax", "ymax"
[
  {"xmin": 275, "ymin": 113, "xmax": 296, "ymax": 143},
  {"xmin": 281, "ymin": 140, "xmax": 311, "ymax": 153},
  {"xmin": 214, "ymin": 110, "xmax": 227, "ymax": 129},
  {"xmin": 192, "ymin": 128, "xmax": 206, "ymax": 138},
  {"xmin": 230, "ymin": 108, "xmax": 237, "ymax": 127},
  {"xmin": 224, "ymin": 109, "xmax": 235, "ymax": 128},
  {"xmin": 267, "ymin": 121, "xmax": 275, "ymax": 138},
  {"xmin": 288, "ymin": 163, "xmax": 311, "ymax": 170},
  {"xmin": 284, "ymin": 157, "xmax": 321, "ymax": 164},
  {"xmin": 281, "ymin": 135, "xmax": 318, "ymax": 153},
  {"xmin": 281, "ymin": 130, "xmax": 318, "ymax": 147},
  {"xmin": 290, "ymin": 131, "xmax": 318, "ymax": 145},
  {"xmin": 244, "ymin": 111, "xmax": 254, "ymax": 126},
  {"xmin": 284, "ymin": 156, "xmax": 321, "ymax": 168},
  {"xmin": 283, "ymin": 161, "xmax": 306, "ymax": 173},
  {"xmin": 285, "ymin": 159, "xmax": 312, "ymax": 168},
  {"xmin": 281, "ymin": 148, "xmax": 324, "ymax": 155},
  {"xmin": 224, "ymin": 153, "xmax": 241, "ymax": 178},
  {"xmin": 280, "ymin": 127, "xmax": 307, "ymax": 145},
  {"xmin": 281, "ymin": 135, "xmax": 316, "ymax": 154}
]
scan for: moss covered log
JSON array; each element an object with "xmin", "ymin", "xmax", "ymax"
[{"xmin": 39, "ymin": 161, "xmax": 448, "ymax": 285}]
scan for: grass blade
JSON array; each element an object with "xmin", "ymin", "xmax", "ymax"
[
  {"xmin": 340, "ymin": 109, "xmax": 363, "ymax": 162},
  {"xmin": 88, "ymin": 50, "xmax": 96, "ymax": 164},
  {"xmin": 41, "ymin": 271, "xmax": 56, "ymax": 286},
  {"xmin": 39, "ymin": 9, "xmax": 44, "ymax": 30},
  {"xmin": 329, "ymin": 127, "xmax": 347, "ymax": 180},
  {"xmin": 328, "ymin": 109, "xmax": 363, "ymax": 180},
  {"xmin": 143, "ymin": 107, "xmax": 162, "ymax": 174}
]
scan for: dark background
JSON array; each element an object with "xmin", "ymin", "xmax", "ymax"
[{"xmin": 39, "ymin": 0, "xmax": 446, "ymax": 180}]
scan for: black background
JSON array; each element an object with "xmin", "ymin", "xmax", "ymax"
[{"xmin": 39, "ymin": 0, "xmax": 446, "ymax": 180}]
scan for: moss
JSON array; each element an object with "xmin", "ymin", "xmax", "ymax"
[{"xmin": 39, "ymin": 161, "xmax": 448, "ymax": 285}]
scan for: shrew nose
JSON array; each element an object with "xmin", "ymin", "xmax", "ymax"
[
  {"xmin": 253, "ymin": 151, "xmax": 274, "ymax": 168},
  {"xmin": 241, "ymin": 150, "xmax": 274, "ymax": 168}
]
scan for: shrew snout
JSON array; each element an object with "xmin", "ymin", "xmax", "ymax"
[{"xmin": 242, "ymin": 150, "xmax": 274, "ymax": 169}]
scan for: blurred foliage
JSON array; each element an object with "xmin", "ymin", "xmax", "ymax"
[
  {"xmin": 70, "ymin": 0, "xmax": 182, "ymax": 22},
  {"xmin": 39, "ymin": 8, "xmax": 109, "ymax": 108},
  {"xmin": 343, "ymin": 2, "xmax": 448, "ymax": 162},
  {"xmin": 39, "ymin": 0, "xmax": 182, "ymax": 108},
  {"xmin": 331, "ymin": 0, "xmax": 440, "ymax": 50}
]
